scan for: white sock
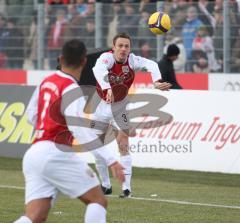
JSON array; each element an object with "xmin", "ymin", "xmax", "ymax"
[
  {"xmin": 85, "ymin": 203, "xmax": 106, "ymax": 223},
  {"xmin": 94, "ymin": 154, "xmax": 111, "ymax": 188},
  {"xmin": 120, "ymin": 155, "xmax": 132, "ymax": 191},
  {"xmin": 14, "ymin": 216, "xmax": 32, "ymax": 223},
  {"xmin": 95, "ymin": 153, "xmax": 111, "ymax": 188}
]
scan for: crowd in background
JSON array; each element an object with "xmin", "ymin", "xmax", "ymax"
[{"xmin": 0, "ymin": 0, "xmax": 239, "ymax": 73}]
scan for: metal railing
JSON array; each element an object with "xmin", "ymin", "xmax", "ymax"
[{"xmin": 0, "ymin": 1, "xmax": 239, "ymax": 73}]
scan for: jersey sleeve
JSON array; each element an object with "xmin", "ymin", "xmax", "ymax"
[
  {"xmin": 25, "ymin": 86, "xmax": 39, "ymax": 127},
  {"xmin": 92, "ymin": 52, "xmax": 114, "ymax": 90},
  {"xmin": 62, "ymin": 83, "xmax": 116, "ymax": 166},
  {"xmin": 130, "ymin": 53, "xmax": 162, "ymax": 83}
]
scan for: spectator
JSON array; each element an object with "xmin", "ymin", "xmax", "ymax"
[
  {"xmin": 118, "ymin": 3, "xmax": 139, "ymax": 48},
  {"xmin": 164, "ymin": 30, "xmax": 186, "ymax": 72},
  {"xmin": 230, "ymin": 28, "xmax": 240, "ymax": 72},
  {"xmin": 63, "ymin": 15, "xmax": 86, "ymax": 43},
  {"xmin": 5, "ymin": 18, "xmax": 24, "ymax": 69},
  {"xmin": 0, "ymin": 14, "xmax": 7, "ymax": 68},
  {"xmin": 82, "ymin": 19, "xmax": 95, "ymax": 50},
  {"xmin": 47, "ymin": 0, "xmax": 68, "ymax": 25},
  {"xmin": 47, "ymin": 0, "xmax": 69, "ymax": 3},
  {"xmin": 193, "ymin": 55, "xmax": 210, "ymax": 73},
  {"xmin": 80, "ymin": 2, "xmax": 95, "ymax": 18},
  {"xmin": 0, "ymin": 0, "xmax": 6, "ymax": 16},
  {"xmin": 158, "ymin": 44, "xmax": 182, "ymax": 89},
  {"xmin": 192, "ymin": 26, "xmax": 220, "ymax": 72},
  {"xmin": 138, "ymin": 39, "xmax": 152, "ymax": 59},
  {"xmin": 137, "ymin": 10, "xmax": 153, "ymax": 46},
  {"xmin": 182, "ymin": 6, "xmax": 203, "ymax": 71},
  {"xmin": 106, "ymin": 2, "xmax": 123, "ymax": 47},
  {"xmin": 47, "ymin": 8, "xmax": 68, "ymax": 69},
  {"xmin": 197, "ymin": 0, "xmax": 215, "ymax": 36},
  {"xmin": 139, "ymin": 0, "xmax": 155, "ymax": 13},
  {"xmin": 192, "ymin": 50, "xmax": 210, "ymax": 73},
  {"xmin": 27, "ymin": 16, "xmax": 37, "ymax": 69},
  {"xmin": 6, "ymin": 0, "xmax": 35, "ymax": 33},
  {"xmin": 212, "ymin": 8, "xmax": 223, "ymax": 70},
  {"xmin": 168, "ymin": 0, "xmax": 189, "ymax": 37},
  {"xmin": 68, "ymin": 0, "xmax": 89, "ymax": 18}
]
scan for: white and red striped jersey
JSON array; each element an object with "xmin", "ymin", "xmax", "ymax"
[
  {"xmin": 27, "ymin": 71, "xmax": 79, "ymax": 146},
  {"xmin": 92, "ymin": 52, "xmax": 162, "ymax": 102}
]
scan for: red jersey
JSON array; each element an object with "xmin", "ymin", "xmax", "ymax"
[
  {"xmin": 33, "ymin": 73, "xmax": 75, "ymax": 146},
  {"xmin": 96, "ymin": 55, "xmax": 135, "ymax": 102},
  {"xmin": 93, "ymin": 52, "xmax": 162, "ymax": 102}
]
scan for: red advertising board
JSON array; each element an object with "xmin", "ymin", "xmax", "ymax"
[
  {"xmin": 0, "ymin": 70, "xmax": 27, "ymax": 84},
  {"xmin": 134, "ymin": 72, "xmax": 208, "ymax": 90}
]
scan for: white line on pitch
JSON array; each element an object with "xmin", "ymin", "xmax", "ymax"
[
  {"xmin": 0, "ymin": 185, "xmax": 24, "ymax": 190},
  {"xmin": 1, "ymin": 184, "xmax": 240, "ymax": 210},
  {"xmin": 108, "ymin": 195, "xmax": 240, "ymax": 210}
]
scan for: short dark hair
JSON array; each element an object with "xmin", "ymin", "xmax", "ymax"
[
  {"xmin": 61, "ymin": 39, "xmax": 87, "ymax": 68},
  {"xmin": 113, "ymin": 33, "xmax": 131, "ymax": 45},
  {"xmin": 167, "ymin": 44, "xmax": 180, "ymax": 57}
]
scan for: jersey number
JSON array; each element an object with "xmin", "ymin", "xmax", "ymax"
[{"xmin": 39, "ymin": 92, "xmax": 51, "ymax": 129}]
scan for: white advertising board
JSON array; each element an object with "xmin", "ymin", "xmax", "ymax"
[
  {"xmin": 209, "ymin": 73, "xmax": 240, "ymax": 91},
  {"xmin": 95, "ymin": 89, "xmax": 240, "ymax": 174}
]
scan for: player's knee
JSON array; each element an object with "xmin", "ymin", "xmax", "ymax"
[
  {"xmin": 88, "ymin": 195, "xmax": 107, "ymax": 209},
  {"xmin": 98, "ymin": 195, "xmax": 108, "ymax": 209},
  {"xmin": 27, "ymin": 215, "xmax": 47, "ymax": 223}
]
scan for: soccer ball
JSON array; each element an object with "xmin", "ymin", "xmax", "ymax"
[{"xmin": 148, "ymin": 12, "xmax": 171, "ymax": 35}]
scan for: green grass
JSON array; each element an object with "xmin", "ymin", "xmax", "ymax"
[{"xmin": 0, "ymin": 156, "xmax": 240, "ymax": 223}]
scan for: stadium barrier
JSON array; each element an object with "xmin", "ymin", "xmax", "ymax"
[
  {"xmin": 0, "ymin": 84, "xmax": 240, "ymax": 174},
  {"xmin": 1, "ymin": 70, "xmax": 240, "ymax": 91}
]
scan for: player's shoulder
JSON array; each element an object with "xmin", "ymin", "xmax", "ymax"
[
  {"xmin": 41, "ymin": 71, "xmax": 77, "ymax": 93},
  {"xmin": 128, "ymin": 53, "xmax": 144, "ymax": 65},
  {"xmin": 96, "ymin": 51, "xmax": 115, "ymax": 67},
  {"xmin": 99, "ymin": 51, "xmax": 114, "ymax": 60}
]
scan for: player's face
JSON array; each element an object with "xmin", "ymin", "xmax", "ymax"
[{"xmin": 113, "ymin": 38, "xmax": 131, "ymax": 63}]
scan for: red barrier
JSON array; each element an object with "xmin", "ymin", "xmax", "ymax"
[
  {"xmin": 0, "ymin": 70, "xmax": 27, "ymax": 84},
  {"xmin": 134, "ymin": 72, "xmax": 209, "ymax": 90},
  {"xmin": 0, "ymin": 69, "xmax": 209, "ymax": 90}
]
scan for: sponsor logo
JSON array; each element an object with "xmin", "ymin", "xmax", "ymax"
[
  {"xmin": 122, "ymin": 66, "xmax": 129, "ymax": 73},
  {"xmin": 224, "ymin": 81, "xmax": 240, "ymax": 91},
  {"xmin": 0, "ymin": 102, "xmax": 35, "ymax": 144}
]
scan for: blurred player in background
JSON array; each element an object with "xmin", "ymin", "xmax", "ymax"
[
  {"xmin": 14, "ymin": 39, "xmax": 124, "ymax": 223},
  {"xmin": 92, "ymin": 33, "xmax": 172, "ymax": 198}
]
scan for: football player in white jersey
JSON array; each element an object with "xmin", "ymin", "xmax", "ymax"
[
  {"xmin": 92, "ymin": 33, "xmax": 172, "ymax": 198},
  {"xmin": 14, "ymin": 40, "xmax": 125, "ymax": 223}
]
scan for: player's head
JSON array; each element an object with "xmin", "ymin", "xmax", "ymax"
[
  {"xmin": 59, "ymin": 39, "xmax": 87, "ymax": 70},
  {"xmin": 166, "ymin": 44, "xmax": 180, "ymax": 61},
  {"xmin": 112, "ymin": 33, "xmax": 131, "ymax": 63}
]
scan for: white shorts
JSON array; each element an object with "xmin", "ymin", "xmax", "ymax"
[
  {"xmin": 23, "ymin": 141, "xmax": 99, "ymax": 205},
  {"xmin": 91, "ymin": 97, "xmax": 129, "ymax": 134}
]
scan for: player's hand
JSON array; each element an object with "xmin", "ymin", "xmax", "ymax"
[
  {"xmin": 106, "ymin": 89, "xmax": 114, "ymax": 103},
  {"xmin": 109, "ymin": 161, "xmax": 125, "ymax": 183},
  {"xmin": 154, "ymin": 81, "xmax": 172, "ymax": 91}
]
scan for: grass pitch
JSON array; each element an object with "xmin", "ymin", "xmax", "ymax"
[{"xmin": 0, "ymin": 156, "xmax": 240, "ymax": 223}]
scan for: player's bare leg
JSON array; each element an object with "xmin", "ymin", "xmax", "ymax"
[
  {"xmin": 116, "ymin": 130, "xmax": 132, "ymax": 198},
  {"xmin": 14, "ymin": 197, "xmax": 52, "ymax": 223},
  {"xmin": 80, "ymin": 185, "xmax": 107, "ymax": 223}
]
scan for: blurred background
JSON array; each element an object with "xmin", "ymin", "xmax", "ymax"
[{"xmin": 0, "ymin": 0, "xmax": 239, "ymax": 74}]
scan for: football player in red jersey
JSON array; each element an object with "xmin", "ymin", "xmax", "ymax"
[
  {"xmin": 92, "ymin": 33, "xmax": 172, "ymax": 198},
  {"xmin": 14, "ymin": 39, "xmax": 124, "ymax": 223}
]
